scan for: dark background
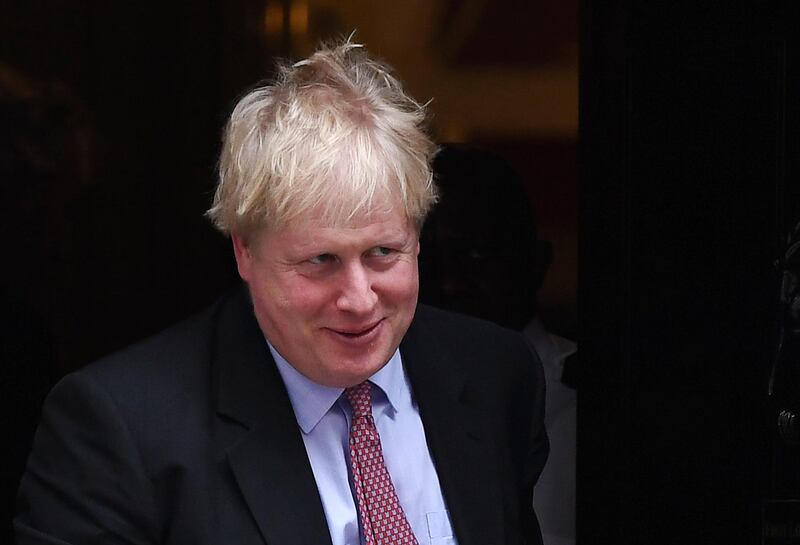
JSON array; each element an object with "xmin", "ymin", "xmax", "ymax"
[{"xmin": 581, "ymin": 1, "xmax": 800, "ymax": 544}]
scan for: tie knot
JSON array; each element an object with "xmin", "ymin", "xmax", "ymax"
[{"xmin": 344, "ymin": 381, "xmax": 373, "ymax": 418}]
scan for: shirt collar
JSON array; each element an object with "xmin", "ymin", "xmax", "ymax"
[
  {"xmin": 523, "ymin": 317, "xmax": 577, "ymax": 371},
  {"xmin": 268, "ymin": 341, "xmax": 405, "ymax": 434},
  {"xmin": 367, "ymin": 350, "xmax": 404, "ymax": 414}
]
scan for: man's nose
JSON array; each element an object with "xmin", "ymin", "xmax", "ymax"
[{"xmin": 336, "ymin": 263, "xmax": 378, "ymax": 314}]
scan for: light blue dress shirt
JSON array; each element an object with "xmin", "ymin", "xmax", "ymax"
[{"xmin": 269, "ymin": 343, "xmax": 459, "ymax": 545}]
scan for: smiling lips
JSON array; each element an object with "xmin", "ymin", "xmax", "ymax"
[{"xmin": 328, "ymin": 320, "xmax": 383, "ymax": 340}]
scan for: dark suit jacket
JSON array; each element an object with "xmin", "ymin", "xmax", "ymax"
[{"xmin": 15, "ymin": 287, "xmax": 548, "ymax": 545}]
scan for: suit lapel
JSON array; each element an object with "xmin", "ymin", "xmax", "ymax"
[
  {"xmin": 401, "ymin": 310, "xmax": 506, "ymax": 545},
  {"xmin": 213, "ymin": 289, "xmax": 332, "ymax": 545}
]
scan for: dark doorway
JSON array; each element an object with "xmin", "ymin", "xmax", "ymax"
[{"xmin": 580, "ymin": 2, "xmax": 799, "ymax": 544}]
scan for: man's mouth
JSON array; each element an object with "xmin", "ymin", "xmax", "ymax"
[{"xmin": 329, "ymin": 320, "xmax": 383, "ymax": 339}]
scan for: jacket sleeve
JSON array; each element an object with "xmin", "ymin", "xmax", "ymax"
[{"xmin": 15, "ymin": 371, "xmax": 159, "ymax": 545}]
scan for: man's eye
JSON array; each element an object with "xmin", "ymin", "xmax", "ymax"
[
  {"xmin": 369, "ymin": 247, "xmax": 393, "ymax": 257},
  {"xmin": 308, "ymin": 253, "xmax": 335, "ymax": 265}
]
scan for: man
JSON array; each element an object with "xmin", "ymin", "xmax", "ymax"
[
  {"xmin": 15, "ymin": 41, "xmax": 548, "ymax": 545},
  {"xmin": 420, "ymin": 144, "xmax": 577, "ymax": 545}
]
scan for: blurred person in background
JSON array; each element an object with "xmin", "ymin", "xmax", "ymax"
[{"xmin": 420, "ymin": 144, "xmax": 577, "ymax": 545}]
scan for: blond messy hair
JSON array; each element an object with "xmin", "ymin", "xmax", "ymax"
[{"xmin": 207, "ymin": 38, "xmax": 438, "ymax": 237}]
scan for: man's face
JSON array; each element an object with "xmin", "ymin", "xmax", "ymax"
[{"xmin": 233, "ymin": 204, "xmax": 420, "ymax": 388}]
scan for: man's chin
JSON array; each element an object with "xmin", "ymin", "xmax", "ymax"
[{"xmin": 316, "ymin": 350, "xmax": 393, "ymax": 388}]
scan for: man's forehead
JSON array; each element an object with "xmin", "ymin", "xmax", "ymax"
[
  {"xmin": 292, "ymin": 193, "xmax": 408, "ymax": 230},
  {"xmin": 257, "ymin": 200, "xmax": 410, "ymax": 241},
  {"xmin": 260, "ymin": 211, "xmax": 415, "ymax": 261}
]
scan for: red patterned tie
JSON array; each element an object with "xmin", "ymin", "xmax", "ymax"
[{"xmin": 344, "ymin": 381, "xmax": 419, "ymax": 545}]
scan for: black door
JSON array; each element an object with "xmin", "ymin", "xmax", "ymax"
[{"xmin": 579, "ymin": 2, "xmax": 799, "ymax": 543}]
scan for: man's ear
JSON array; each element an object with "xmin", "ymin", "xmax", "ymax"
[{"xmin": 231, "ymin": 232, "xmax": 253, "ymax": 282}]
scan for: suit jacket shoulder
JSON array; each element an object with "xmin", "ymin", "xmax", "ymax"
[
  {"xmin": 15, "ymin": 288, "xmax": 328, "ymax": 545},
  {"xmin": 408, "ymin": 303, "xmax": 540, "ymax": 375}
]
